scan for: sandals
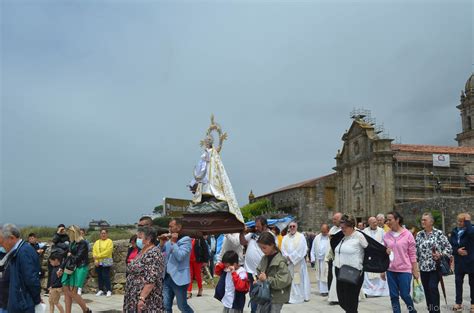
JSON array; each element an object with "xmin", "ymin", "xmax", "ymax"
[
  {"xmin": 452, "ymin": 304, "xmax": 462, "ymax": 312},
  {"xmin": 187, "ymin": 292, "xmax": 192, "ymax": 299},
  {"xmin": 197, "ymin": 289, "xmax": 203, "ymax": 297}
]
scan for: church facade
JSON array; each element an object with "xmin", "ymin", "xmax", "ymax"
[{"xmin": 253, "ymin": 73, "xmax": 474, "ymax": 229}]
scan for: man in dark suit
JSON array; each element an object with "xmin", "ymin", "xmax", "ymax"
[
  {"xmin": 0, "ymin": 224, "xmax": 41, "ymax": 313},
  {"xmin": 450, "ymin": 213, "xmax": 474, "ymax": 312}
]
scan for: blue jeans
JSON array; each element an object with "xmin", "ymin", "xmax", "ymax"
[
  {"xmin": 163, "ymin": 274, "xmax": 194, "ymax": 313},
  {"xmin": 0, "ymin": 309, "xmax": 7, "ymax": 313},
  {"xmin": 387, "ymin": 271, "xmax": 417, "ymax": 313}
]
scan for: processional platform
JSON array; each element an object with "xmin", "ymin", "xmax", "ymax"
[{"xmin": 181, "ymin": 212, "xmax": 244, "ymax": 236}]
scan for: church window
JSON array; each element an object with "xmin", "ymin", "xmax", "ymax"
[
  {"xmin": 356, "ymin": 167, "xmax": 360, "ymax": 179},
  {"xmin": 357, "ymin": 196, "xmax": 361, "ymax": 211},
  {"xmin": 468, "ymin": 116, "xmax": 472, "ymax": 130},
  {"xmin": 354, "ymin": 141, "xmax": 360, "ymax": 155}
]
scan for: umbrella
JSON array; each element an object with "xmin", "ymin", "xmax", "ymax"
[
  {"xmin": 245, "ymin": 216, "xmax": 294, "ymax": 230},
  {"xmin": 432, "ymin": 247, "xmax": 448, "ymax": 307},
  {"xmin": 438, "ymin": 266, "xmax": 448, "ymax": 307}
]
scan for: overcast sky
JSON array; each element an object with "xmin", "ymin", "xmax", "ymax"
[{"xmin": 1, "ymin": 0, "xmax": 472, "ymax": 226}]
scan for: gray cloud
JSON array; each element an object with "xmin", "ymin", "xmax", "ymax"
[{"xmin": 1, "ymin": 0, "xmax": 472, "ymax": 225}]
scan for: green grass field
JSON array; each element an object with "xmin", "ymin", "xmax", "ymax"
[{"xmin": 19, "ymin": 226, "xmax": 134, "ymax": 242}]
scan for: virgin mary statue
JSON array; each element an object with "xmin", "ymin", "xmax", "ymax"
[{"xmin": 184, "ymin": 115, "xmax": 244, "ymax": 233}]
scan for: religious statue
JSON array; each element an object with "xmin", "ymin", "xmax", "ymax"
[{"xmin": 180, "ymin": 115, "xmax": 244, "ymax": 235}]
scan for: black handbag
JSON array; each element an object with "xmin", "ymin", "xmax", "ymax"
[
  {"xmin": 336, "ymin": 238, "xmax": 362, "ymax": 285},
  {"xmin": 337, "ymin": 265, "xmax": 362, "ymax": 285},
  {"xmin": 439, "ymin": 255, "xmax": 453, "ymax": 276},
  {"xmin": 249, "ymin": 281, "xmax": 271, "ymax": 305},
  {"xmin": 64, "ymin": 256, "xmax": 76, "ymax": 275}
]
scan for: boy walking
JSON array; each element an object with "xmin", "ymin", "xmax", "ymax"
[
  {"xmin": 48, "ymin": 254, "xmax": 65, "ymax": 313},
  {"xmin": 214, "ymin": 251, "xmax": 249, "ymax": 313}
]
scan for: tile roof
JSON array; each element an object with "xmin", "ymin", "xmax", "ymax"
[
  {"xmin": 256, "ymin": 173, "xmax": 336, "ymax": 198},
  {"xmin": 392, "ymin": 144, "xmax": 474, "ymax": 155}
]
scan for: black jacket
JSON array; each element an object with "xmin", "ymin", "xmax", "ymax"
[
  {"xmin": 450, "ymin": 220, "xmax": 474, "ymax": 274},
  {"xmin": 51, "ymin": 233, "xmax": 70, "ymax": 258},
  {"xmin": 330, "ymin": 230, "xmax": 389, "ymax": 273},
  {"xmin": 62, "ymin": 240, "xmax": 89, "ymax": 269},
  {"xmin": 194, "ymin": 238, "xmax": 210, "ymax": 263},
  {"xmin": 49, "ymin": 266, "xmax": 62, "ymax": 288}
]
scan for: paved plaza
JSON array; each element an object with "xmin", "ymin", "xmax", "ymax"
[{"xmin": 44, "ymin": 268, "xmax": 471, "ymax": 313}]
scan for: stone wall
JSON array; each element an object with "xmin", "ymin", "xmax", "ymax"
[
  {"xmin": 394, "ymin": 196, "xmax": 474, "ymax": 231},
  {"xmin": 255, "ymin": 174, "xmax": 336, "ymax": 231},
  {"xmin": 41, "ymin": 239, "xmax": 129, "ymax": 294}
]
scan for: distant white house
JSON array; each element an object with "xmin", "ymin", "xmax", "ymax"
[{"xmin": 89, "ymin": 219, "xmax": 111, "ymax": 230}]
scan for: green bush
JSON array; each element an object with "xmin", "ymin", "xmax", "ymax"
[
  {"xmin": 86, "ymin": 228, "xmax": 134, "ymax": 243},
  {"xmin": 19, "ymin": 226, "xmax": 57, "ymax": 241},
  {"xmin": 18, "ymin": 226, "xmax": 133, "ymax": 243},
  {"xmin": 153, "ymin": 216, "xmax": 172, "ymax": 228},
  {"xmin": 416, "ymin": 209, "xmax": 442, "ymax": 230},
  {"xmin": 240, "ymin": 199, "xmax": 274, "ymax": 221}
]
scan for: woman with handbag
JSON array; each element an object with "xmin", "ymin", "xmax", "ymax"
[
  {"xmin": 92, "ymin": 228, "xmax": 114, "ymax": 297},
  {"xmin": 415, "ymin": 212, "xmax": 452, "ymax": 313},
  {"xmin": 334, "ymin": 214, "xmax": 368, "ymax": 313},
  {"xmin": 256, "ymin": 231, "xmax": 291, "ymax": 313},
  {"xmin": 57, "ymin": 225, "xmax": 91, "ymax": 313}
]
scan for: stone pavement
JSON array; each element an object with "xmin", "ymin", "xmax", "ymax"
[{"xmin": 44, "ymin": 270, "xmax": 470, "ymax": 312}]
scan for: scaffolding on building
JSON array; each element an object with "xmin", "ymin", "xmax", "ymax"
[{"xmin": 394, "ymin": 154, "xmax": 473, "ymax": 203}]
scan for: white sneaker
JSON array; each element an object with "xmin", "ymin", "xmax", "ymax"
[
  {"xmin": 77, "ymin": 288, "xmax": 82, "ymax": 295},
  {"xmin": 95, "ymin": 290, "xmax": 104, "ymax": 296},
  {"xmin": 106, "ymin": 291, "xmax": 112, "ymax": 297}
]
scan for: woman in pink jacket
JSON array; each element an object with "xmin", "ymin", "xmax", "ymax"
[{"xmin": 383, "ymin": 212, "xmax": 420, "ymax": 313}]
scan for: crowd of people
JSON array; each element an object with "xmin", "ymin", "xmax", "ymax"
[{"xmin": 0, "ymin": 211, "xmax": 472, "ymax": 313}]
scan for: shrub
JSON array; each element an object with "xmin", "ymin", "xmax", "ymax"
[
  {"xmin": 87, "ymin": 228, "xmax": 134, "ymax": 242},
  {"xmin": 240, "ymin": 199, "xmax": 274, "ymax": 221},
  {"xmin": 153, "ymin": 216, "xmax": 172, "ymax": 228},
  {"xmin": 19, "ymin": 226, "xmax": 57, "ymax": 241}
]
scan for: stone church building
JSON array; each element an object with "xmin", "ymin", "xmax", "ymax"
[{"xmin": 252, "ymin": 73, "xmax": 474, "ymax": 230}]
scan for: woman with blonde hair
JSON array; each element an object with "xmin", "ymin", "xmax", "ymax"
[{"xmin": 57, "ymin": 225, "xmax": 91, "ymax": 313}]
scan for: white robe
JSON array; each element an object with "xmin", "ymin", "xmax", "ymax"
[
  {"xmin": 282, "ymin": 232, "xmax": 311, "ymax": 303},
  {"xmin": 362, "ymin": 227, "xmax": 389, "ymax": 297},
  {"xmin": 310, "ymin": 234, "xmax": 330, "ymax": 294},
  {"xmin": 217, "ymin": 233, "xmax": 244, "ymax": 265},
  {"xmin": 327, "ymin": 226, "xmax": 340, "ymax": 302}
]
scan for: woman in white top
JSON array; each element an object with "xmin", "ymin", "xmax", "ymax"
[{"xmin": 334, "ymin": 214, "xmax": 368, "ymax": 313}]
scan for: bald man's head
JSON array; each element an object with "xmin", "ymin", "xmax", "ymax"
[
  {"xmin": 332, "ymin": 212, "xmax": 343, "ymax": 227},
  {"xmin": 320, "ymin": 223, "xmax": 330, "ymax": 235},
  {"xmin": 368, "ymin": 217, "xmax": 377, "ymax": 230}
]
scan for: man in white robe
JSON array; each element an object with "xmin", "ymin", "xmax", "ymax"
[
  {"xmin": 281, "ymin": 221, "xmax": 311, "ymax": 303},
  {"xmin": 310, "ymin": 223, "xmax": 330, "ymax": 296},
  {"xmin": 326, "ymin": 212, "xmax": 342, "ymax": 303},
  {"xmin": 362, "ymin": 217, "xmax": 389, "ymax": 297}
]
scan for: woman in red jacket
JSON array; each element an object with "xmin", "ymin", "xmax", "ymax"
[{"xmin": 188, "ymin": 238, "xmax": 204, "ymax": 298}]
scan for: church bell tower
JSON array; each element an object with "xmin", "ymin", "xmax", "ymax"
[{"xmin": 456, "ymin": 73, "xmax": 474, "ymax": 146}]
